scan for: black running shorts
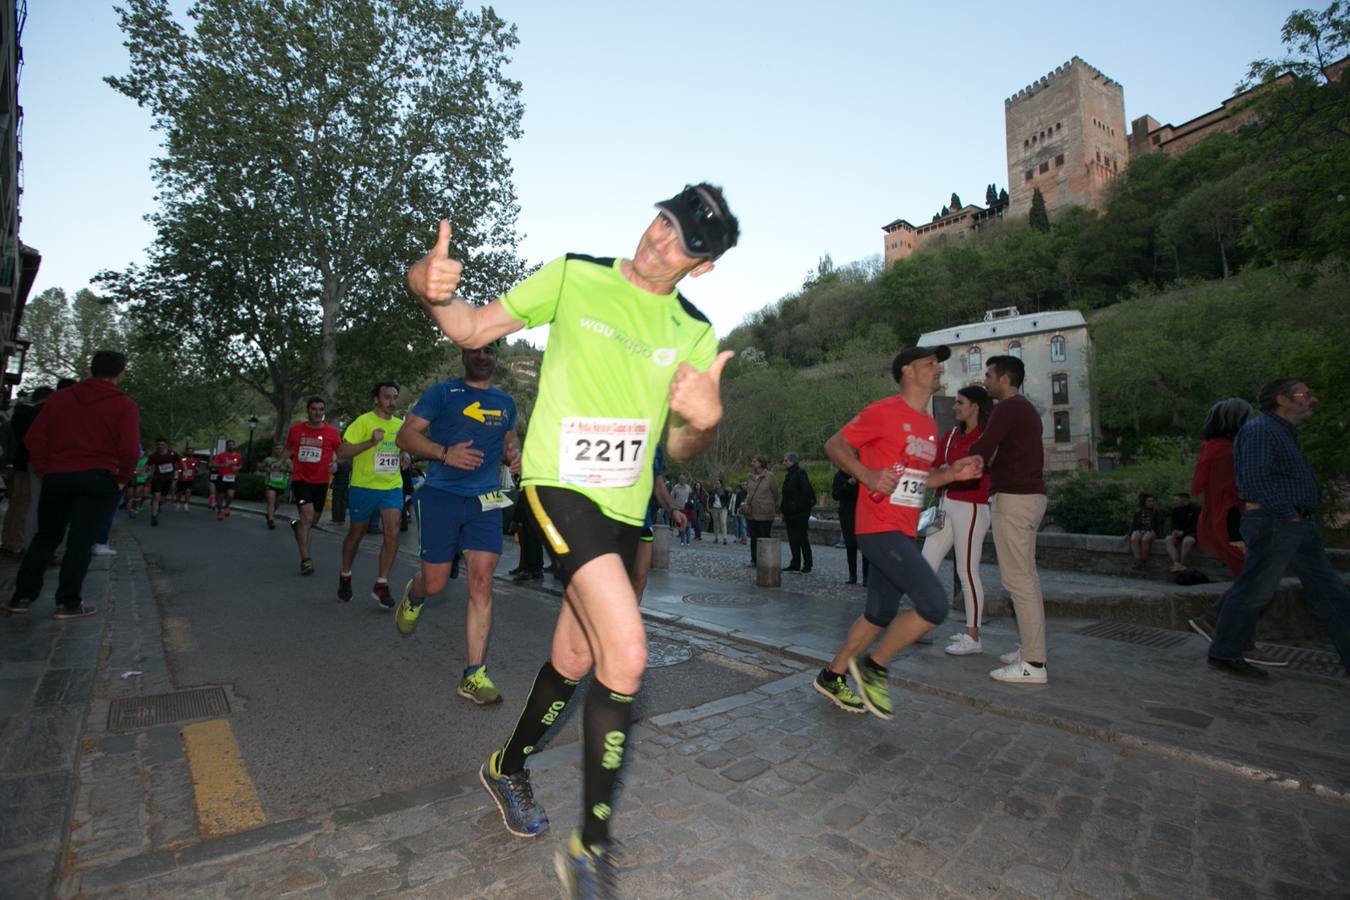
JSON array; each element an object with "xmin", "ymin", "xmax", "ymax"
[
  {"xmin": 292, "ymin": 480, "xmax": 329, "ymax": 515},
  {"xmin": 522, "ymin": 485, "xmax": 640, "ymax": 588}
]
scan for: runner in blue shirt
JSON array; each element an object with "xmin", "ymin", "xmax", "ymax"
[{"xmin": 394, "ymin": 346, "xmax": 519, "ymax": 705}]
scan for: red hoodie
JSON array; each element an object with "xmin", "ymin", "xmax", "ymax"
[{"xmin": 25, "ymin": 378, "xmax": 141, "ymax": 483}]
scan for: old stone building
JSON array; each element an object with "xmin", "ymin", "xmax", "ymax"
[
  {"xmin": 919, "ymin": 307, "xmax": 1097, "ymax": 473},
  {"xmin": 882, "ymin": 54, "xmax": 1349, "ymax": 261},
  {"xmin": 1004, "ymin": 58, "xmax": 1128, "ymax": 216}
]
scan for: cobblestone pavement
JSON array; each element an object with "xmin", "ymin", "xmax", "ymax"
[{"xmin": 58, "ymin": 670, "xmax": 1350, "ymax": 898}]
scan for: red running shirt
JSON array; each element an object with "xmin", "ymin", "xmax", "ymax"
[
  {"xmin": 179, "ymin": 456, "xmax": 200, "ymax": 480},
  {"xmin": 212, "ymin": 452, "xmax": 243, "ymax": 479},
  {"xmin": 287, "ymin": 421, "xmax": 342, "ymax": 484},
  {"xmin": 840, "ymin": 395, "xmax": 938, "ymax": 537}
]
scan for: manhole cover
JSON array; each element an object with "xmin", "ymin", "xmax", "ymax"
[
  {"xmin": 647, "ymin": 639, "xmax": 692, "ymax": 668},
  {"xmin": 1075, "ymin": 621, "xmax": 1189, "ymax": 649},
  {"xmin": 682, "ymin": 592, "xmax": 767, "ymax": 609},
  {"xmin": 108, "ymin": 687, "xmax": 230, "ymax": 733}
]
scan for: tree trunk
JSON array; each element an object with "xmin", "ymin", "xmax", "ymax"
[{"xmin": 320, "ymin": 276, "xmax": 343, "ymax": 403}]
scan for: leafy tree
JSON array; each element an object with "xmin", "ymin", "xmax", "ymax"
[
  {"xmin": 999, "ymin": 188, "xmax": 1009, "ymax": 203},
  {"xmin": 1244, "ymin": 1, "xmax": 1349, "ymax": 85},
  {"xmin": 949, "ymin": 192, "xmax": 962, "ymax": 210},
  {"xmin": 20, "ymin": 288, "xmax": 124, "ymax": 385},
  {"xmin": 1028, "ymin": 188, "xmax": 1050, "ymax": 233},
  {"xmin": 985, "ymin": 184, "xmax": 998, "ymax": 206},
  {"xmin": 102, "ymin": 0, "xmax": 528, "ymax": 438}
]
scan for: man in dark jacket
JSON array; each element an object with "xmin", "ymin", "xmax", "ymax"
[
  {"xmin": 780, "ymin": 451, "xmax": 815, "ymax": 573},
  {"xmin": 832, "ymin": 468, "xmax": 868, "ymax": 585},
  {"xmin": 6, "ymin": 351, "xmax": 140, "ymax": 619}
]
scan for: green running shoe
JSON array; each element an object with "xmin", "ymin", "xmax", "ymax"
[
  {"xmin": 458, "ymin": 667, "xmax": 503, "ymax": 705},
  {"xmin": 394, "ymin": 578, "xmax": 423, "ymax": 636},
  {"xmin": 812, "ymin": 670, "xmax": 866, "ymax": 713},
  {"xmin": 847, "ymin": 655, "xmax": 894, "ymax": 720},
  {"xmin": 555, "ymin": 831, "xmax": 617, "ymax": 900}
]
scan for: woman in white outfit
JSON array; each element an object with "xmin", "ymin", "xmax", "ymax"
[{"xmin": 920, "ymin": 385, "xmax": 994, "ymax": 656}]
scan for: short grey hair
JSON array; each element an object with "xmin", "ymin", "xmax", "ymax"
[{"xmin": 783, "ymin": 452, "xmax": 800, "ymax": 464}]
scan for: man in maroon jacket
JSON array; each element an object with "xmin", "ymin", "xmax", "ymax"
[
  {"xmin": 971, "ymin": 354, "xmax": 1049, "ymax": 685},
  {"xmin": 5, "ymin": 351, "xmax": 140, "ymax": 619}
]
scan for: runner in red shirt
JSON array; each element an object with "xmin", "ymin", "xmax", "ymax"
[
  {"xmin": 211, "ymin": 440, "xmax": 244, "ymax": 521},
  {"xmin": 177, "ymin": 444, "xmax": 200, "ymax": 511},
  {"xmin": 815, "ymin": 346, "xmax": 983, "ymax": 720},
  {"xmin": 145, "ymin": 438, "xmax": 180, "ymax": 527},
  {"xmin": 285, "ymin": 396, "xmax": 342, "ymax": 575}
]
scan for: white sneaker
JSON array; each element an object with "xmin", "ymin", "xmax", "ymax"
[
  {"xmin": 92, "ymin": 544, "xmax": 117, "ymax": 557},
  {"xmin": 944, "ymin": 634, "xmax": 983, "ymax": 656},
  {"xmin": 989, "ymin": 661, "xmax": 1047, "ymax": 684},
  {"xmin": 999, "ymin": 648, "xmax": 1022, "ymax": 665}
]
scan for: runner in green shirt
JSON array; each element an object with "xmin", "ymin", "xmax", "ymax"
[
  {"xmin": 336, "ymin": 383, "xmax": 406, "ymax": 608},
  {"xmin": 407, "ymin": 182, "xmax": 738, "ymax": 897},
  {"xmin": 261, "ymin": 444, "xmax": 291, "ymax": 530}
]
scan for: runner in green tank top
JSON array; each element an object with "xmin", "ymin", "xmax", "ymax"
[{"xmin": 407, "ymin": 183, "xmax": 739, "ymax": 898}]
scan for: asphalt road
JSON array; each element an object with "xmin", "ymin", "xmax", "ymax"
[{"xmin": 122, "ymin": 503, "xmax": 779, "ymax": 823}]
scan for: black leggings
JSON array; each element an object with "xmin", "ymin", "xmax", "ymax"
[{"xmin": 857, "ymin": 531, "xmax": 948, "ymax": 627}]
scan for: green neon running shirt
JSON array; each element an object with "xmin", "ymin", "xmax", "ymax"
[{"xmin": 502, "ymin": 254, "xmax": 718, "ymax": 526}]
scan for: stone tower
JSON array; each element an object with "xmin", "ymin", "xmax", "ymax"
[{"xmin": 1005, "ymin": 57, "xmax": 1128, "ymax": 216}]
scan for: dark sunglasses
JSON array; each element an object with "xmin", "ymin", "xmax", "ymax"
[{"xmin": 676, "ymin": 186, "xmax": 728, "ymax": 256}]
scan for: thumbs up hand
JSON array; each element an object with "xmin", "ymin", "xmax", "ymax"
[
  {"xmin": 407, "ymin": 219, "xmax": 463, "ymax": 305},
  {"xmin": 669, "ymin": 350, "xmax": 734, "ymax": 432}
]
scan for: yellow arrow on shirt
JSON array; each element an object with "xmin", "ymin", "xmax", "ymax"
[{"xmin": 462, "ymin": 401, "xmax": 503, "ymax": 423}]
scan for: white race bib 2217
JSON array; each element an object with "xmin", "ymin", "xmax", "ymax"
[{"xmin": 558, "ymin": 417, "xmax": 648, "ymax": 487}]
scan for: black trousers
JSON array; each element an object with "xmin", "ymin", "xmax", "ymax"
[
  {"xmin": 784, "ymin": 514, "xmax": 813, "ymax": 570},
  {"xmin": 841, "ymin": 521, "xmax": 870, "ymax": 582},
  {"xmin": 15, "ymin": 470, "xmax": 120, "ymax": 609},
  {"xmin": 748, "ymin": 519, "xmax": 774, "ymax": 564}
]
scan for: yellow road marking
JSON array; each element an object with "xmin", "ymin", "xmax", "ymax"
[
  {"xmin": 163, "ymin": 617, "xmax": 196, "ymax": 653},
  {"xmin": 180, "ymin": 720, "xmax": 266, "ymax": 838}
]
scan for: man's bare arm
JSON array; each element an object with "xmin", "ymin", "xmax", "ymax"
[{"xmin": 407, "ymin": 219, "xmax": 526, "ymax": 348}]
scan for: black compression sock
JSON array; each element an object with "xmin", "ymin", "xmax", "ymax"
[
  {"xmin": 498, "ymin": 660, "xmax": 579, "ymax": 775},
  {"xmin": 580, "ymin": 679, "xmax": 635, "ymax": 850},
  {"xmin": 864, "ymin": 656, "xmax": 888, "ymax": 675}
]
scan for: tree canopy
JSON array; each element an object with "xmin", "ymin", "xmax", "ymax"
[{"xmin": 99, "ymin": 0, "xmax": 529, "ymax": 438}]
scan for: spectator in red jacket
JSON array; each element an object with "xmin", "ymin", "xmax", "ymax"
[{"xmin": 5, "ymin": 351, "xmax": 140, "ymax": 619}]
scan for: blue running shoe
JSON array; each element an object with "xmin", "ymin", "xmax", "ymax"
[
  {"xmin": 555, "ymin": 831, "xmax": 617, "ymax": 900},
  {"xmin": 480, "ymin": 750, "xmax": 549, "ymax": 837}
]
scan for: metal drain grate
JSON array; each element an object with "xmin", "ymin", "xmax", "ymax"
[
  {"xmin": 647, "ymin": 639, "xmax": 693, "ymax": 668},
  {"xmin": 108, "ymin": 687, "xmax": 230, "ymax": 733},
  {"xmin": 682, "ymin": 592, "xmax": 767, "ymax": 609},
  {"xmin": 1077, "ymin": 622, "xmax": 1345, "ymax": 676},
  {"xmin": 1234, "ymin": 644, "xmax": 1345, "ymax": 678},
  {"xmin": 1076, "ymin": 621, "xmax": 1190, "ymax": 650}
]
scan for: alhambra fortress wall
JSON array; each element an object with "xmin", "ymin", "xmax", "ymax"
[
  {"xmin": 880, "ymin": 54, "xmax": 1327, "ymax": 265},
  {"xmin": 1004, "ymin": 57, "xmax": 1128, "ymax": 216}
]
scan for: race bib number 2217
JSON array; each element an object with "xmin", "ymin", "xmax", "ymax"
[{"xmin": 558, "ymin": 418, "xmax": 648, "ymax": 487}]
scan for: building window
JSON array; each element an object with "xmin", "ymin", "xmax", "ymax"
[
  {"xmin": 1039, "ymin": 161, "xmax": 1049, "ymax": 174},
  {"xmin": 968, "ymin": 346, "xmax": 982, "ymax": 374},
  {"xmin": 1050, "ymin": 335, "xmax": 1066, "ymax": 362},
  {"xmin": 1008, "ymin": 341, "xmax": 1022, "ymax": 359},
  {"xmin": 1025, "ymin": 170, "xmax": 1033, "ymax": 182},
  {"xmin": 1054, "ymin": 411, "xmax": 1071, "ymax": 444},
  {"xmin": 1055, "ymin": 154, "xmax": 1064, "ymax": 167},
  {"xmin": 1051, "ymin": 373, "xmax": 1069, "ymax": 405},
  {"xmin": 1056, "ymin": 122, "xmax": 1062, "ymax": 131},
  {"xmin": 1024, "ymin": 139, "xmax": 1030, "ymax": 148}
]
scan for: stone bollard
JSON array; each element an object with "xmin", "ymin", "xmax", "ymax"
[
  {"xmin": 651, "ymin": 524, "xmax": 671, "ymax": 570},
  {"xmin": 756, "ymin": 537, "xmax": 782, "ymax": 588}
]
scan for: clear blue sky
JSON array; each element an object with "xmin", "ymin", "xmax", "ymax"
[{"xmin": 21, "ymin": 0, "xmax": 1293, "ymax": 340}]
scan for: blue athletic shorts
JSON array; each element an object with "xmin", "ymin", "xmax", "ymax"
[
  {"xmin": 416, "ymin": 486, "xmax": 503, "ymax": 564},
  {"xmin": 349, "ymin": 486, "xmax": 403, "ymax": 523}
]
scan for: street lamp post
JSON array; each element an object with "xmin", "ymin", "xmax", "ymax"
[{"xmin": 246, "ymin": 415, "xmax": 259, "ymax": 471}]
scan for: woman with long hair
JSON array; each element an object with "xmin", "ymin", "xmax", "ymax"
[{"xmin": 920, "ymin": 385, "xmax": 994, "ymax": 656}]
